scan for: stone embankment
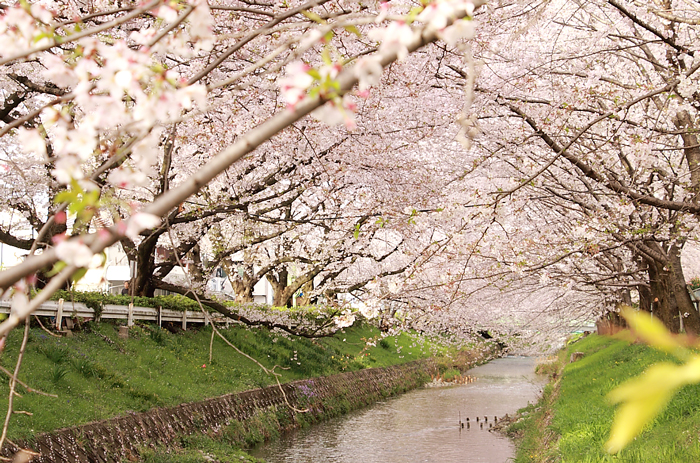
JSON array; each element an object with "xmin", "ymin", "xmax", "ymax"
[{"xmin": 3, "ymin": 360, "xmax": 434, "ymax": 462}]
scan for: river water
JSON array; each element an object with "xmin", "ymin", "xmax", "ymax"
[{"xmin": 250, "ymin": 356, "xmax": 545, "ymax": 463}]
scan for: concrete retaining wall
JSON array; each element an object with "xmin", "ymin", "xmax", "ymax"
[{"xmin": 3, "ymin": 360, "xmax": 435, "ymax": 462}]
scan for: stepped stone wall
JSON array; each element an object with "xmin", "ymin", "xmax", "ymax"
[{"xmin": 4, "ymin": 360, "xmax": 435, "ymax": 462}]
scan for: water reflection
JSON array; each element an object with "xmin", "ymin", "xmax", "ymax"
[{"xmin": 251, "ymin": 357, "xmax": 545, "ymax": 463}]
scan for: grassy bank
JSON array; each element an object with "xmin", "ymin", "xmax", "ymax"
[
  {"xmin": 0, "ymin": 318, "xmax": 474, "ymax": 443},
  {"xmin": 510, "ymin": 334, "xmax": 700, "ymax": 462}
]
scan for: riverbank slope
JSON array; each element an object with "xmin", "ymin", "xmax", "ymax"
[
  {"xmin": 0, "ymin": 320, "xmax": 491, "ymax": 461},
  {"xmin": 509, "ymin": 334, "xmax": 700, "ymax": 462}
]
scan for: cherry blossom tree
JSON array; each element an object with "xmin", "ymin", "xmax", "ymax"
[
  {"xmin": 431, "ymin": 0, "xmax": 700, "ymax": 334},
  {"xmin": 0, "ymin": 0, "xmax": 489, "ymax": 452},
  {"xmin": 0, "ymin": 0, "xmax": 481, "ymax": 343}
]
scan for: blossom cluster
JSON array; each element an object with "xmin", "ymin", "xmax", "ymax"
[
  {"xmin": 1, "ymin": 1, "xmax": 214, "ymax": 268},
  {"xmin": 277, "ymin": 0, "xmax": 476, "ymax": 129}
]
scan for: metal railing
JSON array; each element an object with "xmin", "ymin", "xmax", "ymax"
[{"xmin": 0, "ymin": 299, "xmax": 230, "ymax": 331}]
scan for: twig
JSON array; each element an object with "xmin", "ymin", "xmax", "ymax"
[
  {"xmin": 0, "ymin": 319, "xmax": 30, "ymax": 451},
  {"xmin": 209, "ymin": 326, "xmax": 214, "ymax": 365},
  {"xmin": 5, "ymin": 439, "xmax": 39, "ymax": 457},
  {"xmin": 0, "ymin": 0, "xmax": 161, "ymax": 66},
  {"xmin": 0, "ymin": 365, "xmax": 58, "ymax": 398},
  {"xmin": 33, "ymin": 315, "xmax": 61, "ymax": 338},
  {"xmin": 165, "ymin": 221, "xmax": 308, "ymax": 413}
]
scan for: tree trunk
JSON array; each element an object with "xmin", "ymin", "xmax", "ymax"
[
  {"xmin": 231, "ymin": 279, "xmax": 254, "ymax": 302},
  {"xmin": 271, "ymin": 265, "xmax": 323, "ymax": 307},
  {"xmin": 133, "ymin": 234, "xmax": 159, "ymax": 297},
  {"xmin": 620, "ymin": 289, "xmax": 632, "ymax": 306},
  {"xmin": 637, "ymin": 261, "xmax": 652, "ymax": 313},
  {"xmin": 220, "ymin": 258, "xmax": 255, "ymax": 303},
  {"xmin": 268, "ymin": 267, "xmax": 290, "ymax": 307},
  {"xmin": 667, "ymin": 244, "xmax": 700, "ymax": 334},
  {"xmin": 295, "ymin": 281, "xmax": 314, "ymax": 306},
  {"xmin": 646, "ymin": 258, "xmax": 681, "ymax": 333}
]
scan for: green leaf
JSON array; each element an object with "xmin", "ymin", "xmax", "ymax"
[
  {"xmin": 46, "ymin": 261, "xmax": 67, "ymax": 277},
  {"xmin": 606, "ymin": 356, "xmax": 700, "ymax": 453},
  {"xmin": 620, "ymin": 305, "xmax": 688, "ymax": 359},
  {"xmin": 71, "ymin": 267, "xmax": 88, "ymax": 283},
  {"xmin": 301, "ymin": 10, "xmax": 325, "ymax": 24},
  {"xmin": 344, "ymin": 25, "xmax": 361, "ymax": 36},
  {"xmin": 54, "ymin": 190, "xmax": 76, "ymax": 205}
]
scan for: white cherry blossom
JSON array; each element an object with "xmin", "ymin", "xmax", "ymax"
[
  {"xmin": 125, "ymin": 213, "xmax": 162, "ymax": 240},
  {"xmin": 368, "ymin": 21, "xmax": 415, "ymax": 61},
  {"xmin": 56, "ymin": 240, "xmax": 94, "ymax": 268}
]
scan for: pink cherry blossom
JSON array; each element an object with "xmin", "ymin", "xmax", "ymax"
[
  {"xmin": 125, "ymin": 213, "xmax": 162, "ymax": 240},
  {"xmin": 55, "ymin": 239, "xmax": 94, "ymax": 268},
  {"xmin": 279, "ymin": 62, "xmax": 314, "ymax": 107},
  {"xmin": 17, "ymin": 128, "xmax": 47, "ymax": 159},
  {"xmin": 334, "ymin": 309, "xmax": 356, "ymax": 328},
  {"xmin": 368, "ymin": 21, "xmax": 414, "ymax": 61},
  {"xmin": 354, "ymin": 57, "xmax": 383, "ymax": 91}
]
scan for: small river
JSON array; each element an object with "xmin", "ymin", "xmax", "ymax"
[{"xmin": 250, "ymin": 356, "xmax": 545, "ymax": 463}]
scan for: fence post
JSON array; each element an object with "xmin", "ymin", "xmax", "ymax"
[
  {"xmin": 96, "ymin": 300, "xmax": 103, "ymax": 323},
  {"xmin": 182, "ymin": 311, "xmax": 187, "ymax": 330},
  {"xmin": 128, "ymin": 303, "xmax": 134, "ymax": 327},
  {"xmin": 56, "ymin": 298, "xmax": 64, "ymax": 330},
  {"xmin": 157, "ymin": 306, "xmax": 162, "ymax": 328}
]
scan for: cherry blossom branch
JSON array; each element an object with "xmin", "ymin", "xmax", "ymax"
[
  {"xmin": 0, "ymin": 0, "xmax": 484, "ymax": 325},
  {"xmin": 147, "ymin": 5, "xmax": 195, "ymax": 48},
  {"xmin": 500, "ymin": 98, "xmax": 700, "ymax": 214},
  {"xmin": 0, "ymin": 0, "xmax": 161, "ymax": 66},
  {"xmin": 187, "ymin": 0, "xmax": 332, "ymax": 85},
  {"xmin": 56, "ymin": 6, "xmax": 137, "ymax": 27},
  {"xmin": 608, "ymin": 0, "xmax": 692, "ymax": 55},
  {"xmin": 0, "ymin": 264, "xmax": 77, "ymax": 338}
]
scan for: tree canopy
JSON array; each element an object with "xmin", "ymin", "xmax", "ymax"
[{"xmin": 2, "ymin": 0, "xmax": 700, "ymax": 346}]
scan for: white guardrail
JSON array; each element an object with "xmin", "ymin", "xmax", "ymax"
[{"xmin": 0, "ymin": 299, "xmax": 231, "ymax": 331}]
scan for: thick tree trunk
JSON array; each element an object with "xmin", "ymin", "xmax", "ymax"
[
  {"xmin": 620, "ymin": 289, "xmax": 632, "ymax": 306},
  {"xmin": 646, "ymin": 258, "xmax": 681, "ymax": 333},
  {"xmin": 667, "ymin": 244, "xmax": 700, "ymax": 334},
  {"xmin": 221, "ymin": 259, "xmax": 255, "ymax": 303},
  {"xmin": 271, "ymin": 266, "xmax": 323, "ymax": 307},
  {"xmin": 636, "ymin": 241, "xmax": 700, "ymax": 334},
  {"xmin": 295, "ymin": 281, "xmax": 314, "ymax": 306},
  {"xmin": 637, "ymin": 280, "xmax": 652, "ymax": 313},
  {"xmin": 134, "ymin": 234, "xmax": 159, "ymax": 297},
  {"xmin": 269, "ymin": 267, "xmax": 290, "ymax": 307},
  {"xmin": 673, "ymin": 110, "xmax": 700, "ymax": 194},
  {"xmin": 230, "ymin": 277, "xmax": 255, "ymax": 303},
  {"xmin": 273, "ymin": 289, "xmax": 293, "ymax": 308}
]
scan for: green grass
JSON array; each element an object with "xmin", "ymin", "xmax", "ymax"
[
  {"xmin": 135, "ymin": 433, "xmax": 265, "ymax": 462},
  {"xmin": 512, "ymin": 334, "xmax": 700, "ymax": 462},
  {"xmin": 0, "ymin": 319, "xmax": 461, "ymax": 441}
]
